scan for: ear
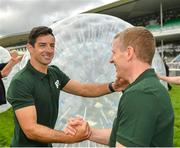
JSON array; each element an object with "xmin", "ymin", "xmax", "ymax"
[
  {"xmin": 26, "ymin": 43, "xmax": 33, "ymax": 54},
  {"xmin": 126, "ymin": 45, "xmax": 135, "ymax": 61}
]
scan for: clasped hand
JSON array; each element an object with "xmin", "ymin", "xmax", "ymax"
[{"xmin": 64, "ymin": 116, "xmax": 92, "ymax": 142}]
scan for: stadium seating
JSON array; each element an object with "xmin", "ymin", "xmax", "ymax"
[
  {"xmin": 146, "ymin": 24, "xmax": 161, "ymax": 30},
  {"xmin": 164, "ymin": 18, "xmax": 180, "ymax": 27}
]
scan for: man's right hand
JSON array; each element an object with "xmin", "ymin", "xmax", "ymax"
[
  {"xmin": 67, "ymin": 121, "xmax": 91, "ymax": 143},
  {"xmin": 64, "ymin": 116, "xmax": 92, "ymax": 143},
  {"xmin": 64, "ymin": 116, "xmax": 84, "ymax": 135}
]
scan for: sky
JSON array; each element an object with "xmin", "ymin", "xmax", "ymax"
[{"xmin": 0, "ymin": 0, "xmax": 118, "ymax": 37}]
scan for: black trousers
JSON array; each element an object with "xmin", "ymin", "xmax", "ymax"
[{"xmin": 0, "ymin": 63, "xmax": 7, "ymax": 105}]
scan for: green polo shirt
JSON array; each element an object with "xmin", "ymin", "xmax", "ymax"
[
  {"xmin": 7, "ymin": 61, "xmax": 70, "ymax": 147},
  {"xmin": 109, "ymin": 69, "xmax": 174, "ymax": 147}
]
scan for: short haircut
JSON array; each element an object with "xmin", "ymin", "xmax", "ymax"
[
  {"xmin": 28, "ymin": 26, "xmax": 54, "ymax": 46},
  {"xmin": 115, "ymin": 27, "xmax": 155, "ymax": 65}
]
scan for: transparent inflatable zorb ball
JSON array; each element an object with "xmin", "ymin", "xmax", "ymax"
[
  {"xmin": 19, "ymin": 51, "xmax": 30, "ymax": 69},
  {"xmin": 50, "ymin": 13, "xmax": 167, "ymax": 147},
  {"xmin": 50, "ymin": 13, "xmax": 132, "ymax": 147},
  {"xmin": 0, "ymin": 47, "xmax": 20, "ymax": 112},
  {"xmin": 18, "ymin": 13, "xmax": 167, "ymax": 147},
  {"xmin": 0, "ymin": 46, "xmax": 11, "ymax": 63},
  {"xmin": 152, "ymin": 49, "xmax": 167, "ymax": 88}
]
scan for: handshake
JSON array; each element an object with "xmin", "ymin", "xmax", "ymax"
[{"xmin": 63, "ymin": 116, "xmax": 92, "ymax": 143}]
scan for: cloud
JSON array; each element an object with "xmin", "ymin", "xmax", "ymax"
[{"xmin": 0, "ymin": 0, "xmax": 117, "ymax": 37}]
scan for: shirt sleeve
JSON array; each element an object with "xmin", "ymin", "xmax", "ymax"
[
  {"xmin": 50, "ymin": 65, "xmax": 70, "ymax": 89},
  {"xmin": 0, "ymin": 63, "xmax": 8, "ymax": 78},
  {"xmin": 116, "ymin": 91, "xmax": 158, "ymax": 146},
  {"xmin": 7, "ymin": 78, "xmax": 35, "ymax": 110},
  {"xmin": 0, "ymin": 63, "xmax": 7, "ymax": 70}
]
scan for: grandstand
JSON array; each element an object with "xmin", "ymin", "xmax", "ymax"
[
  {"xmin": 86, "ymin": 0, "xmax": 180, "ymax": 75},
  {"xmin": 0, "ymin": 0, "xmax": 180, "ymax": 72},
  {"xmin": 0, "ymin": 32, "xmax": 28, "ymax": 52},
  {"xmin": 86, "ymin": 0, "xmax": 180, "ymax": 59}
]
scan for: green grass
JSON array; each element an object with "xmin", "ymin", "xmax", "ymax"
[
  {"xmin": 169, "ymin": 84, "xmax": 180, "ymax": 146},
  {"xmin": 0, "ymin": 108, "xmax": 14, "ymax": 147},
  {"xmin": 0, "ymin": 84, "xmax": 180, "ymax": 146}
]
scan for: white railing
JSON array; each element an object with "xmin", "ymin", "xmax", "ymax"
[
  {"xmin": 6, "ymin": 45, "xmax": 27, "ymax": 55},
  {"xmin": 151, "ymin": 26, "xmax": 180, "ymax": 38},
  {"xmin": 6, "ymin": 45, "xmax": 27, "ymax": 52},
  {"xmin": 167, "ymin": 63, "xmax": 180, "ymax": 76}
]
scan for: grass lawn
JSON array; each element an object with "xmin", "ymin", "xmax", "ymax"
[
  {"xmin": 170, "ymin": 84, "xmax": 180, "ymax": 146},
  {"xmin": 0, "ymin": 84, "xmax": 180, "ymax": 146},
  {"xmin": 0, "ymin": 107, "xmax": 14, "ymax": 147}
]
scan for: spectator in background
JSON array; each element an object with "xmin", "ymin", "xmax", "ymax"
[
  {"xmin": 0, "ymin": 50, "xmax": 22, "ymax": 105},
  {"xmin": 157, "ymin": 74, "xmax": 180, "ymax": 85},
  {"xmin": 163, "ymin": 58, "xmax": 172, "ymax": 90}
]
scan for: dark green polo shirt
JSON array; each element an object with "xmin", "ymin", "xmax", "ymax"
[
  {"xmin": 7, "ymin": 61, "xmax": 70, "ymax": 147},
  {"xmin": 109, "ymin": 69, "xmax": 174, "ymax": 147}
]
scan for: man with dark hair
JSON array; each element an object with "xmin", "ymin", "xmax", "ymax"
[
  {"xmin": 28, "ymin": 26, "xmax": 54, "ymax": 46},
  {"xmin": 7, "ymin": 26, "xmax": 124, "ymax": 147},
  {"xmin": 66, "ymin": 27, "xmax": 174, "ymax": 147}
]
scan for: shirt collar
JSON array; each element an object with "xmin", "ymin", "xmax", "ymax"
[
  {"xmin": 125, "ymin": 68, "xmax": 156, "ymax": 91},
  {"xmin": 26, "ymin": 60, "xmax": 48, "ymax": 80}
]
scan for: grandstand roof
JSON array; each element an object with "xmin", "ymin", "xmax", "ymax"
[
  {"xmin": 86, "ymin": 0, "xmax": 180, "ymax": 42},
  {"xmin": 0, "ymin": 32, "xmax": 29, "ymax": 47},
  {"xmin": 86, "ymin": 0, "xmax": 180, "ymax": 21}
]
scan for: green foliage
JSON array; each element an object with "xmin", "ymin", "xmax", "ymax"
[{"xmin": 0, "ymin": 85, "xmax": 179, "ymax": 146}]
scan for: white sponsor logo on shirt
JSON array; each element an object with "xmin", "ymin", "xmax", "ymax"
[{"xmin": 55, "ymin": 80, "xmax": 60, "ymax": 89}]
